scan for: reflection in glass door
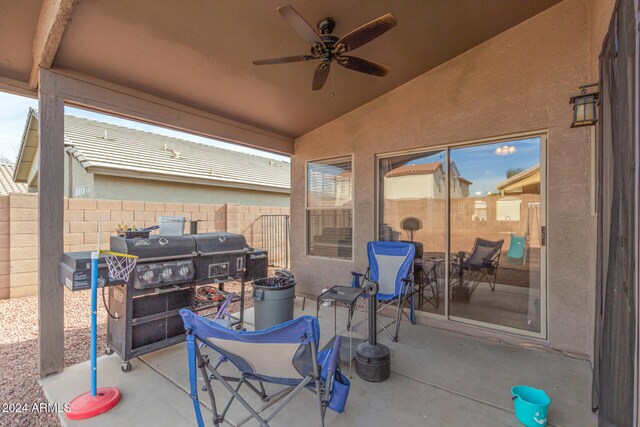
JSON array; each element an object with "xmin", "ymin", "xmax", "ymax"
[
  {"xmin": 448, "ymin": 137, "xmax": 544, "ymax": 333},
  {"xmin": 377, "ymin": 136, "xmax": 546, "ymax": 336},
  {"xmin": 378, "ymin": 150, "xmax": 446, "ymax": 315}
]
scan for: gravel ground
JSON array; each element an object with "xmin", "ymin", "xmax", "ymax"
[{"xmin": 0, "ymin": 281, "xmax": 254, "ymax": 427}]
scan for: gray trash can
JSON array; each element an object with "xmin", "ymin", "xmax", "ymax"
[{"xmin": 252, "ymin": 276, "xmax": 296, "ymax": 330}]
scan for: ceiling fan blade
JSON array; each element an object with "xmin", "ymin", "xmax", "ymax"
[
  {"xmin": 335, "ymin": 13, "xmax": 397, "ymax": 52},
  {"xmin": 337, "ymin": 56, "xmax": 389, "ymax": 77},
  {"xmin": 253, "ymin": 55, "xmax": 314, "ymax": 65},
  {"xmin": 312, "ymin": 62, "xmax": 331, "ymax": 91},
  {"xmin": 277, "ymin": 5, "xmax": 323, "ymax": 45}
]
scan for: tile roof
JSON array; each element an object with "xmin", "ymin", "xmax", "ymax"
[
  {"xmin": 0, "ymin": 163, "xmax": 28, "ymax": 195},
  {"xmin": 62, "ymin": 114, "xmax": 290, "ymax": 191},
  {"xmin": 385, "ymin": 162, "xmax": 442, "ymax": 178}
]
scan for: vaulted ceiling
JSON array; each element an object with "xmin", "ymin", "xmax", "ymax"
[{"xmin": 0, "ymin": 0, "xmax": 561, "ymax": 138}]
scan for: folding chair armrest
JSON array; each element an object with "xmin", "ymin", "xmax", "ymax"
[
  {"xmin": 323, "ymin": 335, "xmax": 342, "ymax": 376},
  {"xmin": 350, "ymin": 271, "xmax": 365, "ymax": 288}
]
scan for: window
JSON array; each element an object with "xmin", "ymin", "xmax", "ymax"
[
  {"xmin": 496, "ymin": 197, "xmax": 522, "ymax": 221},
  {"xmin": 473, "ymin": 200, "xmax": 488, "ymax": 221},
  {"xmin": 306, "ymin": 156, "xmax": 353, "ymax": 259}
]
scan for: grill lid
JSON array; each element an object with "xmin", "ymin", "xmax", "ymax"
[
  {"xmin": 193, "ymin": 232, "xmax": 248, "ymax": 255},
  {"xmin": 110, "ymin": 235, "xmax": 196, "ymax": 259}
]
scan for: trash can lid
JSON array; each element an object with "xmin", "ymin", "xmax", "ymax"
[{"xmin": 253, "ymin": 277, "xmax": 296, "ymax": 290}]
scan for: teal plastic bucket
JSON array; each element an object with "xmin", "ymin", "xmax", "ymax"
[{"xmin": 511, "ymin": 385, "xmax": 551, "ymax": 427}]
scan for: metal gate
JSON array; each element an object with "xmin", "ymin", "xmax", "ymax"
[{"xmin": 259, "ymin": 215, "xmax": 290, "ymax": 268}]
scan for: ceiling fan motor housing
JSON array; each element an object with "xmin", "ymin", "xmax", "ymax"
[{"xmin": 317, "ymin": 17, "xmax": 336, "ymax": 34}]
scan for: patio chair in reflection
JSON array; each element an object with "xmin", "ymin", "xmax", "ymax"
[
  {"xmin": 349, "ymin": 241, "xmax": 416, "ymax": 342},
  {"xmin": 403, "ymin": 241, "xmax": 440, "ymax": 310},
  {"xmin": 453, "ymin": 238, "xmax": 504, "ymax": 295},
  {"xmin": 180, "ymin": 309, "xmax": 349, "ymax": 427}
]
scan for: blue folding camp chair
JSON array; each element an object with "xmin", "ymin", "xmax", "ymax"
[
  {"xmin": 180, "ymin": 310, "xmax": 349, "ymax": 427},
  {"xmin": 350, "ymin": 241, "xmax": 416, "ymax": 342}
]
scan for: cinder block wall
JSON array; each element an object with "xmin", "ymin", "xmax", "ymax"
[
  {"xmin": 2, "ymin": 194, "xmax": 289, "ymax": 299},
  {"xmin": 0, "ymin": 196, "xmax": 9, "ymax": 299}
]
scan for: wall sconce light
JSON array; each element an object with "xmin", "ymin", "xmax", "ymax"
[{"xmin": 570, "ymin": 83, "xmax": 599, "ymax": 127}]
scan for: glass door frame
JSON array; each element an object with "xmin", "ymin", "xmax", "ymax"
[{"xmin": 374, "ymin": 131, "xmax": 548, "ymax": 339}]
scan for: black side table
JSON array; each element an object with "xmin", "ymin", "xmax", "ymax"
[{"xmin": 316, "ymin": 285, "xmax": 366, "ymax": 376}]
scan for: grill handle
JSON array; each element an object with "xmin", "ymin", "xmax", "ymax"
[
  {"xmin": 135, "ymin": 253, "xmax": 198, "ymax": 263},
  {"xmin": 198, "ymin": 249, "xmax": 249, "ymax": 257}
]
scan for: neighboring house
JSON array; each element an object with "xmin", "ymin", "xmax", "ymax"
[
  {"xmin": 383, "ymin": 161, "xmax": 471, "ymax": 200},
  {"xmin": 494, "ymin": 164, "xmax": 542, "ymax": 221},
  {"xmin": 13, "ymin": 109, "xmax": 290, "ymax": 206},
  {"xmin": 0, "ymin": 163, "xmax": 27, "ymax": 195},
  {"xmin": 496, "ymin": 164, "xmax": 541, "ymax": 196}
]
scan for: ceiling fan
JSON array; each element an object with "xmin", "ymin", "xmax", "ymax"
[{"xmin": 253, "ymin": 5, "xmax": 398, "ymax": 91}]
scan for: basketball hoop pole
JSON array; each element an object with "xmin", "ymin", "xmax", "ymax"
[
  {"xmin": 90, "ymin": 250, "xmax": 99, "ymax": 397},
  {"xmin": 90, "ymin": 217, "xmax": 101, "ymax": 396},
  {"xmin": 67, "ymin": 218, "xmax": 121, "ymax": 420}
]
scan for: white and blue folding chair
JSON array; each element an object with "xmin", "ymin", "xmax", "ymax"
[
  {"xmin": 350, "ymin": 241, "xmax": 416, "ymax": 342},
  {"xmin": 180, "ymin": 310, "xmax": 349, "ymax": 427}
]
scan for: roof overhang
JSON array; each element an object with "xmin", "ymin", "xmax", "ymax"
[
  {"xmin": 13, "ymin": 108, "xmax": 39, "ymax": 182},
  {"xmin": 496, "ymin": 164, "xmax": 541, "ymax": 191}
]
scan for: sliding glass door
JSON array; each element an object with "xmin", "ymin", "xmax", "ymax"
[
  {"xmin": 377, "ymin": 136, "xmax": 546, "ymax": 336},
  {"xmin": 448, "ymin": 137, "xmax": 544, "ymax": 333}
]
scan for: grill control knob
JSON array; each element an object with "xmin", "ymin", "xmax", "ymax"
[
  {"xmin": 161, "ymin": 268, "xmax": 173, "ymax": 279},
  {"xmin": 142, "ymin": 270, "xmax": 155, "ymax": 281},
  {"xmin": 178, "ymin": 266, "xmax": 191, "ymax": 277}
]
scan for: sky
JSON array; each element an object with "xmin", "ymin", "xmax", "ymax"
[
  {"xmin": 450, "ymin": 138, "xmax": 540, "ymax": 195},
  {"xmin": 405, "ymin": 137, "xmax": 540, "ymax": 195},
  {"xmin": 0, "ymin": 91, "xmax": 289, "ymax": 164}
]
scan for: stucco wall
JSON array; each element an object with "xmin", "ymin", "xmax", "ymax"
[
  {"xmin": 291, "ymin": 0, "xmax": 598, "ymax": 356},
  {"xmin": 93, "ymin": 174, "xmax": 290, "ymax": 207},
  {"xmin": 66, "ymin": 153, "xmax": 94, "ymax": 198}
]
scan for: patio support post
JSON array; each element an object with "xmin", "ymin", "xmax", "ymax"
[{"xmin": 38, "ymin": 69, "xmax": 65, "ymax": 378}]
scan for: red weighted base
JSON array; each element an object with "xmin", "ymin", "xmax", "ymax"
[{"xmin": 66, "ymin": 387, "xmax": 121, "ymax": 420}]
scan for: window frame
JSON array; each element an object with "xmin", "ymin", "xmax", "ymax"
[{"xmin": 305, "ymin": 154, "xmax": 354, "ymax": 260}]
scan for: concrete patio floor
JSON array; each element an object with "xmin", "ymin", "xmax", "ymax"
[{"xmin": 41, "ymin": 297, "xmax": 596, "ymax": 427}]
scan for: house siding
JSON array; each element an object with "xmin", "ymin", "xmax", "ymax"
[
  {"xmin": 291, "ymin": 0, "xmax": 600, "ymax": 356},
  {"xmin": 93, "ymin": 174, "xmax": 290, "ymax": 207},
  {"xmin": 65, "ymin": 153, "xmax": 94, "ymax": 198}
]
